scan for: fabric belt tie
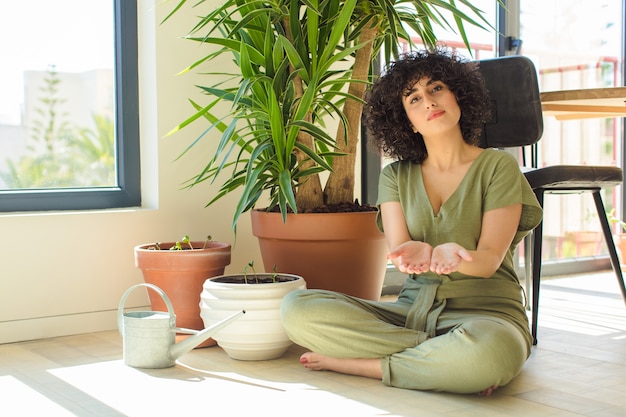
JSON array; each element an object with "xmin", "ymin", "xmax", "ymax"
[{"xmin": 403, "ymin": 275, "xmax": 525, "ymax": 338}]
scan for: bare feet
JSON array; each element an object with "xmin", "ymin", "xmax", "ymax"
[
  {"xmin": 299, "ymin": 352, "xmax": 383, "ymax": 380},
  {"xmin": 478, "ymin": 385, "xmax": 498, "ymax": 396}
]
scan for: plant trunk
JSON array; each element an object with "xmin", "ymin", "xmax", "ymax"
[
  {"xmin": 324, "ymin": 24, "xmax": 378, "ymax": 205},
  {"xmin": 284, "ymin": 16, "xmax": 325, "ymax": 211},
  {"xmin": 294, "ymin": 120, "xmax": 325, "ymax": 211}
]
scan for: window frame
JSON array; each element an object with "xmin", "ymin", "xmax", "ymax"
[{"xmin": 0, "ymin": 0, "xmax": 140, "ymax": 212}]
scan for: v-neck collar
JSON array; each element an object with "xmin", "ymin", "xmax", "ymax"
[{"xmin": 419, "ymin": 150, "xmax": 488, "ymax": 217}]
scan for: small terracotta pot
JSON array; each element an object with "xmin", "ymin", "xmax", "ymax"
[{"xmin": 134, "ymin": 241, "xmax": 231, "ymax": 347}]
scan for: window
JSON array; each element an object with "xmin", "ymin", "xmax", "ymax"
[
  {"xmin": 0, "ymin": 0, "xmax": 140, "ymax": 212},
  {"xmin": 519, "ymin": 0, "xmax": 624, "ymax": 264}
]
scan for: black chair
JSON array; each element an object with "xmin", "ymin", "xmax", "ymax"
[{"xmin": 477, "ymin": 55, "xmax": 626, "ymax": 344}]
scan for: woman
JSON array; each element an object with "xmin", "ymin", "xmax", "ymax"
[{"xmin": 280, "ymin": 49, "xmax": 542, "ymax": 395}]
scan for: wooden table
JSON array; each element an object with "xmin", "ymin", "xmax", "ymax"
[{"xmin": 540, "ymin": 86, "xmax": 626, "ymax": 120}]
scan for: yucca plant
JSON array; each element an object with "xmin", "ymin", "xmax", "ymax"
[{"xmin": 164, "ymin": 0, "xmax": 490, "ymax": 228}]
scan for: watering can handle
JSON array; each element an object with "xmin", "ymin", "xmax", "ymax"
[{"xmin": 117, "ymin": 283, "xmax": 176, "ymax": 336}]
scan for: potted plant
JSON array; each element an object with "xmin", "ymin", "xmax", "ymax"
[
  {"xmin": 200, "ymin": 262, "xmax": 306, "ymax": 360},
  {"xmin": 163, "ymin": 0, "xmax": 489, "ymax": 299},
  {"xmin": 134, "ymin": 235, "xmax": 231, "ymax": 346}
]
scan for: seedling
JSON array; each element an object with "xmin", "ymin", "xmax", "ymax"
[
  {"xmin": 150, "ymin": 235, "xmax": 213, "ymax": 251},
  {"xmin": 243, "ymin": 260, "xmax": 258, "ymax": 284},
  {"xmin": 242, "ymin": 261, "xmax": 279, "ymax": 284}
]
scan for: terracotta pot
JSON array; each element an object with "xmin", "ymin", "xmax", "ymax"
[
  {"xmin": 251, "ymin": 210, "xmax": 388, "ymax": 300},
  {"xmin": 564, "ymin": 231, "xmax": 602, "ymax": 257},
  {"xmin": 134, "ymin": 241, "xmax": 231, "ymax": 347},
  {"xmin": 200, "ymin": 273, "xmax": 306, "ymax": 360}
]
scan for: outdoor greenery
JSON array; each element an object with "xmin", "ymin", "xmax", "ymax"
[{"xmin": 0, "ymin": 68, "xmax": 115, "ymax": 189}]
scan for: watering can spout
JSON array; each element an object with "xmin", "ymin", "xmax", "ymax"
[{"xmin": 169, "ymin": 310, "xmax": 245, "ymax": 360}]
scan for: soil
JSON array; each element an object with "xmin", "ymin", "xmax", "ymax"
[
  {"xmin": 268, "ymin": 200, "xmax": 377, "ymax": 214},
  {"xmin": 212, "ymin": 275, "xmax": 299, "ymax": 284}
]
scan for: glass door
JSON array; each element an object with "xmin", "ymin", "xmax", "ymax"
[{"xmin": 519, "ymin": 0, "xmax": 624, "ymax": 266}]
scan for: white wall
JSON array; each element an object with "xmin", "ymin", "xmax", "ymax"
[{"xmin": 0, "ymin": 0, "xmax": 262, "ymax": 344}]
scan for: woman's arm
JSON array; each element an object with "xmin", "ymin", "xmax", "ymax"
[
  {"xmin": 383, "ymin": 201, "xmax": 522, "ymax": 278},
  {"xmin": 431, "ymin": 203, "xmax": 522, "ymax": 277},
  {"xmin": 380, "ymin": 201, "xmax": 434, "ymax": 274},
  {"xmin": 380, "ymin": 201, "xmax": 411, "ymax": 250}
]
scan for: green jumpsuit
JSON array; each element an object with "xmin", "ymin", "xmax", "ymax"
[{"xmin": 281, "ymin": 149, "xmax": 543, "ymax": 393}]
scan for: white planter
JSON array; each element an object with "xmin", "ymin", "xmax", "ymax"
[{"xmin": 200, "ymin": 274, "xmax": 306, "ymax": 360}]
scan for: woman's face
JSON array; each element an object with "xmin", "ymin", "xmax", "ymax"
[{"xmin": 401, "ymin": 77, "xmax": 461, "ymax": 138}]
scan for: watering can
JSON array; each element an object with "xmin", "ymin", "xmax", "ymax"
[{"xmin": 118, "ymin": 283, "xmax": 244, "ymax": 369}]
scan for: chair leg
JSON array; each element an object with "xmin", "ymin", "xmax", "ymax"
[
  {"xmin": 523, "ymin": 235, "xmax": 532, "ymax": 310},
  {"xmin": 592, "ymin": 191, "xmax": 626, "ymax": 303},
  {"xmin": 531, "ymin": 190, "xmax": 545, "ymax": 345}
]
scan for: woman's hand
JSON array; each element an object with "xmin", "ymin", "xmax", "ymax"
[
  {"xmin": 430, "ymin": 243, "xmax": 473, "ymax": 275},
  {"xmin": 388, "ymin": 241, "xmax": 433, "ymax": 274},
  {"xmin": 389, "ymin": 241, "xmax": 473, "ymax": 275}
]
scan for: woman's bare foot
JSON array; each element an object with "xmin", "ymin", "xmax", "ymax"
[
  {"xmin": 478, "ymin": 385, "xmax": 498, "ymax": 396},
  {"xmin": 299, "ymin": 352, "xmax": 383, "ymax": 380}
]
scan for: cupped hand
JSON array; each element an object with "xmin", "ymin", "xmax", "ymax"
[
  {"xmin": 429, "ymin": 242, "xmax": 473, "ymax": 275},
  {"xmin": 387, "ymin": 241, "xmax": 433, "ymax": 274}
]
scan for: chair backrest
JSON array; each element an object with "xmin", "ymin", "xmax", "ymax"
[{"xmin": 478, "ymin": 55, "xmax": 544, "ymax": 149}]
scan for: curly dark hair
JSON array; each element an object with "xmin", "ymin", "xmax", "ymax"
[{"xmin": 363, "ymin": 48, "xmax": 491, "ymax": 163}]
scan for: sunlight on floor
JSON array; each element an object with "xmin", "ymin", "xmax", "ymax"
[
  {"xmin": 535, "ymin": 275, "xmax": 626, "ymax": 337},
  {"xmin": 46, "ymin": 359, "xmax": 389, "ymax": 417},
  {"xmin": 0, "ymin": 375, "xmax": 75, "ymax": 416}
]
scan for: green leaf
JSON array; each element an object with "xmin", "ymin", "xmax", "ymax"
[{"xmin": 278, "ymin": 169, "xmax": 297, "ymax": 216}]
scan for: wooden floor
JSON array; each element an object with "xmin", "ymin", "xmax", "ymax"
[{"xmin": 1, "ymin": 271, "xmax": 624, "ymax": 417}]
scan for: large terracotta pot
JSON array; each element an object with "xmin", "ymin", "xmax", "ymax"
[
  {"xmin": 250, "ymin": 210, "xmax": 388, "ymax": 300},
  {"xmin": 134, "ymin": 241, "xmax": 231, "ymax": 346}
]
